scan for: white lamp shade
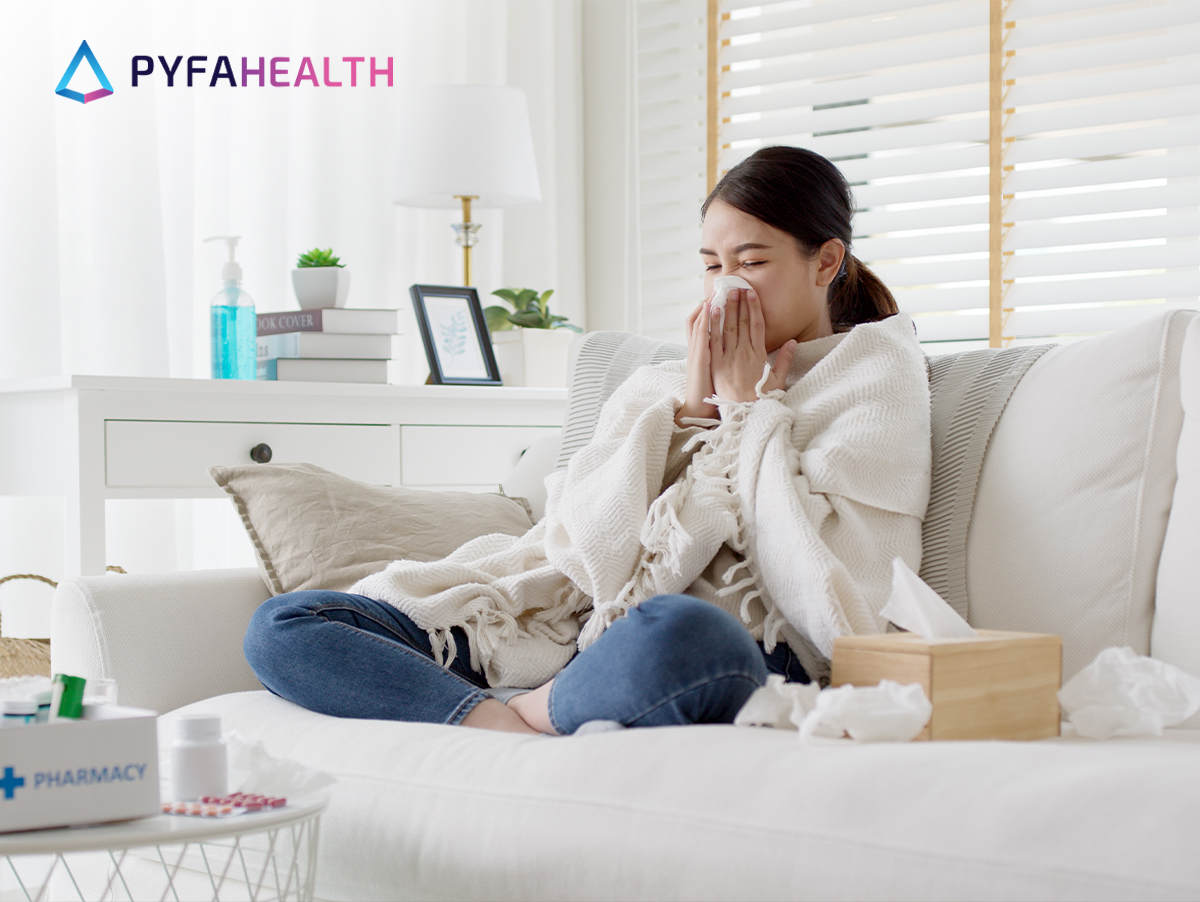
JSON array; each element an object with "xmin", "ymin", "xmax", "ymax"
[{"xmin": 393, "ymin": 84, "xmax": 542, "ymax": 209}]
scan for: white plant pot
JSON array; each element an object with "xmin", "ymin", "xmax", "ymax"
[
  {"xmin": 291, "ymin": 267, "xmax": 351, "ymax": 308},
  {"xmin": 489, "ymin": 328, "xmax": 577, "ymax": 387}
]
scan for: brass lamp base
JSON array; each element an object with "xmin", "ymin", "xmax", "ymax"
[{"xmin": 453, "ymin": 195, "xmax": 481, "ymax": 286}]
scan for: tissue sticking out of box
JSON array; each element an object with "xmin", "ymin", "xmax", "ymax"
[
  {"xmin": 709, "ymin": 276, "xmax": 752, "ymax": 333},
  {"xmin": 1058, "ymin": 646, "xmax": 1200, "ymax": 740},
  {"xmin": 879, "ymin": 557, "xmax": 978, "ymax": 640}
]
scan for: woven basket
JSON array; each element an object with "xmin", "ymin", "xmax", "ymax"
[{"xmin": 0, "ymin": 573, "xmax": 54, "ymax": 679}]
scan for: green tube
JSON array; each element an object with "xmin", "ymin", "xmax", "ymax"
[{"xmin": 50, "ymin": 674, "xmax": 87, "ymax": 720}]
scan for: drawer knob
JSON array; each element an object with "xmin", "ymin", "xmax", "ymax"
[{"xmin": 249, "ymin": 443, "xmax": 273, "ymax": 464}]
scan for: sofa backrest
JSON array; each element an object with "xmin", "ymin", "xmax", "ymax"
[
  {"xmin": 558, "ymin": 311, "xmax": 1197, "ymax": 680},
  {"xmin": 1152, "ymin": 313, "xmax": 1200, "ymax": 726}
]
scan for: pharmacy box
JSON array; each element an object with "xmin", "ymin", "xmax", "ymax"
[
  {"xmin": 0, "ymin": 705, "xmax": 159, "ymax": 833},
  {"xmin": 831, "ymin": 630, "xmax": 1062, "ymax": 741}
]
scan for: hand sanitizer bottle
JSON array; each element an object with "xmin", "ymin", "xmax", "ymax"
[{"xmin": 204, "ymin": 236, "xmax": 256, "ymax": 380}]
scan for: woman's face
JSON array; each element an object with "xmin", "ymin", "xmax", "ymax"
[{"xmin": 700, "ymin": 200, "xmax": 844, "ymax": 349}]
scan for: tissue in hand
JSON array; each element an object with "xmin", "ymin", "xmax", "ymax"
[
  {"xmin": 1058, "ymin": 646, "xmax": 1200, "ymax": 740},
  {"xmin": 709, "ymin": 276, "xmax": 752, "ymax": 332}
]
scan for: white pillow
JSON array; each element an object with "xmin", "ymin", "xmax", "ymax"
[
  {"xmin": 967, "ymin": 310, "xmax": 1194, "ymax": 681},
  {"xmin": 1151, "ymin": 313, "xmax": 1200, "ymax": 726},
  {"xmin": 501, "ymin": 432, "xmax": 562, "ymax": 522}
]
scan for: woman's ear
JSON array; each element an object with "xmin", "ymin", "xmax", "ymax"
[{"xmin": 814, "ymin": 238, "xmax": 846, "ymax": 287}]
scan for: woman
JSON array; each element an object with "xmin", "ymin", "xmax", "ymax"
[{"xmin": 243, "ymin": 146, "xmax": 931, "ymax": 736}]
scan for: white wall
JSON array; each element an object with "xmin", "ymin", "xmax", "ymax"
[
  {"xmin": 0, "ymin": 0, "xmax": 590, "ymax": 636},
  {"xmin": 581, "ymin": 0, "xmax": 642, "ymax": 335}
]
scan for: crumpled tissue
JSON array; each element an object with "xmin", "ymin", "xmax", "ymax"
[
  {"xmin": 709, "ymin": 275, "xmax": 752, "ymax": 332},
  {"xmin": 160, "ymin": 729, "xmax": 336, "ymax": 801},
  {"xmin": 1058, "ymin": 646, "xmax": 1200, "ymax": 739},
  {"xmin": 735, "ymin": 674, "xmax": 932, "ymax": 743},
  {"xmin": 879, "ymin": 557, "xmax": 977, "ymax": 639}
]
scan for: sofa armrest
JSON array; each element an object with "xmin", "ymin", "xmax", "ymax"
[{"xmin": 51, "ymin": 568, "xmax": 270, "ymax": 715}]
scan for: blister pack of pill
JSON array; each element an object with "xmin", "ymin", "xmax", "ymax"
[{"xmin": 162, "ymin": 792, "xmax": 287, "ymax": 818}]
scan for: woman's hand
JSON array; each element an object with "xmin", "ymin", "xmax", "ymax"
[
  {"xmin": 710, "ymin": 288, "xmax": 797, "ymax": 402},
  {"xmin": 675, "ymin": 300, "xmax": 719, "ymax": 427}
]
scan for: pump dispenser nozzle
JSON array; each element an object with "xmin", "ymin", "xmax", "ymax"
[{"xmin": 204, "ymin": 235, "xmax": 243, "ymax": 283}]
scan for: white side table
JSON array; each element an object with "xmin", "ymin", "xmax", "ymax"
[
  {"xmin": 0, "ymin": 796, "xmax": 327, "ymax": 902},
  {"xmin": 0, "ymin": 376, "xmax": 566, "ymax": 576}
]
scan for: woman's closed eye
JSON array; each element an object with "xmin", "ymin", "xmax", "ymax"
[{"xmin": 704, "ymin": 260, "xmax": 765, "ymax": 272}]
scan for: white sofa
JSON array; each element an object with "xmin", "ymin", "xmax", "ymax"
[{"xmin": 52, "ymin": 311, "xmax": 1200, "ymax": 901}]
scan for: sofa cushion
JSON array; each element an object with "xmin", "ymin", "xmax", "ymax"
[
  {"xmin": 162, "ymin": 692, "xmax": 1200, "ymax": 901},
  {"xmin": 501, "ymin": 432, "xmax": 562, "ymax": 522},
  {"xmin": 1152, "ymin": 313, "xmax": 1200, "ymax": 726},
  {"xmin": 208, "ymin": 462, "xmax": 534, "ymax": 596},
  {"xmin": 967, "ymin": 310, "xmax": 1195, "ymax": 680}
]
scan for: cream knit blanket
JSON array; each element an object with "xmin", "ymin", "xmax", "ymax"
[{"xmin": 352, "ymin": 313, "xmax": 931, "ymax": 688}]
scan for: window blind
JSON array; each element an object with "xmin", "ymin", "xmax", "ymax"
[
  {"xmin": 720, "ymin": 0, "xmax": 994, "ymax": 349},
  {"xmin": 993, "ymin": 0, "xmax": 1200, "ymax": 347},
  {"xmin": 721, "ymin": 0, "xmax": 1200, "ymax": 348},
  {"xmin": 636, "ymin": 0, "xmax": 711, "ymax": 341}
]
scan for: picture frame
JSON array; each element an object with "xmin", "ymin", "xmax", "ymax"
[{"xmin": 409, "ymin": 284, "xmax": 504, "ymax": 386}]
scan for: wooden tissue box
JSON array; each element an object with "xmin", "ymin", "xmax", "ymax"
[{"xmin": 831, "ymin": 630, "xmax": 1062, "ymax": 741}]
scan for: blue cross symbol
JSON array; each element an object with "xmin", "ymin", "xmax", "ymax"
[{"xmin": 0, "ymin": 767, "xmax": 25, "ymax": 800}]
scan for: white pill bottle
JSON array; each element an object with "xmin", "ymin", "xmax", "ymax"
[{"xmin": 171, "ymin": 714, "xmax": 228, "ymax": 800}]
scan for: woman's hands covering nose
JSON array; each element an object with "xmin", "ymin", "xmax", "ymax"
[{"xmin": 675, "ymin": 288, "xmax": 797, "ymax": 428}]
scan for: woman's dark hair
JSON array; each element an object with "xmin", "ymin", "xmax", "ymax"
[{"xmin": 701, "ymin": 145, "xmax": 896, "ymax": 330}]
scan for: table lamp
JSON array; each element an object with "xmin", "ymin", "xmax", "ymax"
[{"xmin": 393, "ymin": 84, "xmax": 542, "ymax": 287}]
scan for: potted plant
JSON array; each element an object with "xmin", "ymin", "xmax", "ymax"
[
  {"xmin": 291, "ymin": 248, "xmax": 352, "ymax": 309},
  {"xmin": 484, "ymin": 288, "xmax": 581, "ymax": 387}
]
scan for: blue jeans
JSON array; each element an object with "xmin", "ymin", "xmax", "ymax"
[{"xmin": 244, "ymin": 590, "xmax": 809, "ymax": 734}]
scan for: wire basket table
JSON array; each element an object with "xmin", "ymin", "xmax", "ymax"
[{"xmin": 0, "ymin": 796, "xmax": 326, "ymax": 902}]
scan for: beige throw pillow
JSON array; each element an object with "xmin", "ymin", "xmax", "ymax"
[{"xmin": 208, "ymin": 462, "xmax": 535, "ymax": 596}]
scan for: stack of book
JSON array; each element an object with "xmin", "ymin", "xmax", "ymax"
[{"xmin": 256, "ymin": 308, "xmax": 399, "ymax": 383}]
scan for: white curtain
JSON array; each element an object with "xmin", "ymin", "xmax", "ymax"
[{"xmin": 0, "ymin": 0, "xmax": 585, "ymax": 635}]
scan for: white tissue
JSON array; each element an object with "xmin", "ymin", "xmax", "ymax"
[
  {"xmin": 879, "ymin": 557, "xmax": 978, "ymax": 640},
  {"xmin": 734, "ymin": 674, "xmax": 820, "ymax": 729},
  {"xmin": 709, "ymin": 275, "xmax": 752, "ymax": 332},
  {"xmin": 734, "ymin": 675, "xmax": 932, "ymax": 743},
  {"xmin": 1058, "ymin": 646, "xmax": 1200, "ymax": 739},
  {"xmin": 226, "ymin": 732, "xmax": 337, "ymax": 798},
  {"xmin": 801, "ymin": 680, "xmax": 932, "ymax": 743}
]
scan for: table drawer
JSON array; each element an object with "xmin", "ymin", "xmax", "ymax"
[
  {"xmin": 105, "ymin": 420, "xmax": 400, "ymax": 488},
  {"xmin": 400, "ymin": 425, "xmax": 557, "ymax": 486}
]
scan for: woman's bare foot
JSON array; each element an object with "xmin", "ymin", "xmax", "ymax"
[
  {"xmin": 460, "ymin": 698, "xmax": 540, "ymax": 734},
  {"xmin": 507, "ymin": 680, "xmax": 558, "ymax": 735}
]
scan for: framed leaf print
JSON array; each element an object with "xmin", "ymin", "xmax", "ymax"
[{"xmin": 409, "ymin": 285, "xmax": 503, "ymax": 386}]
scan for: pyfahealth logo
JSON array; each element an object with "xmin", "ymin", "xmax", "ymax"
[
  {"xmin": 131, "ymin": 55, "xmax": 393, "ymax": 88},
  {"xmin": 56, "ymin": 42, "xmax": 393, "ymax": 104},
  {"xmin": 55, "ymin": 40, "xmax": 115, "ymax": 104}
]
